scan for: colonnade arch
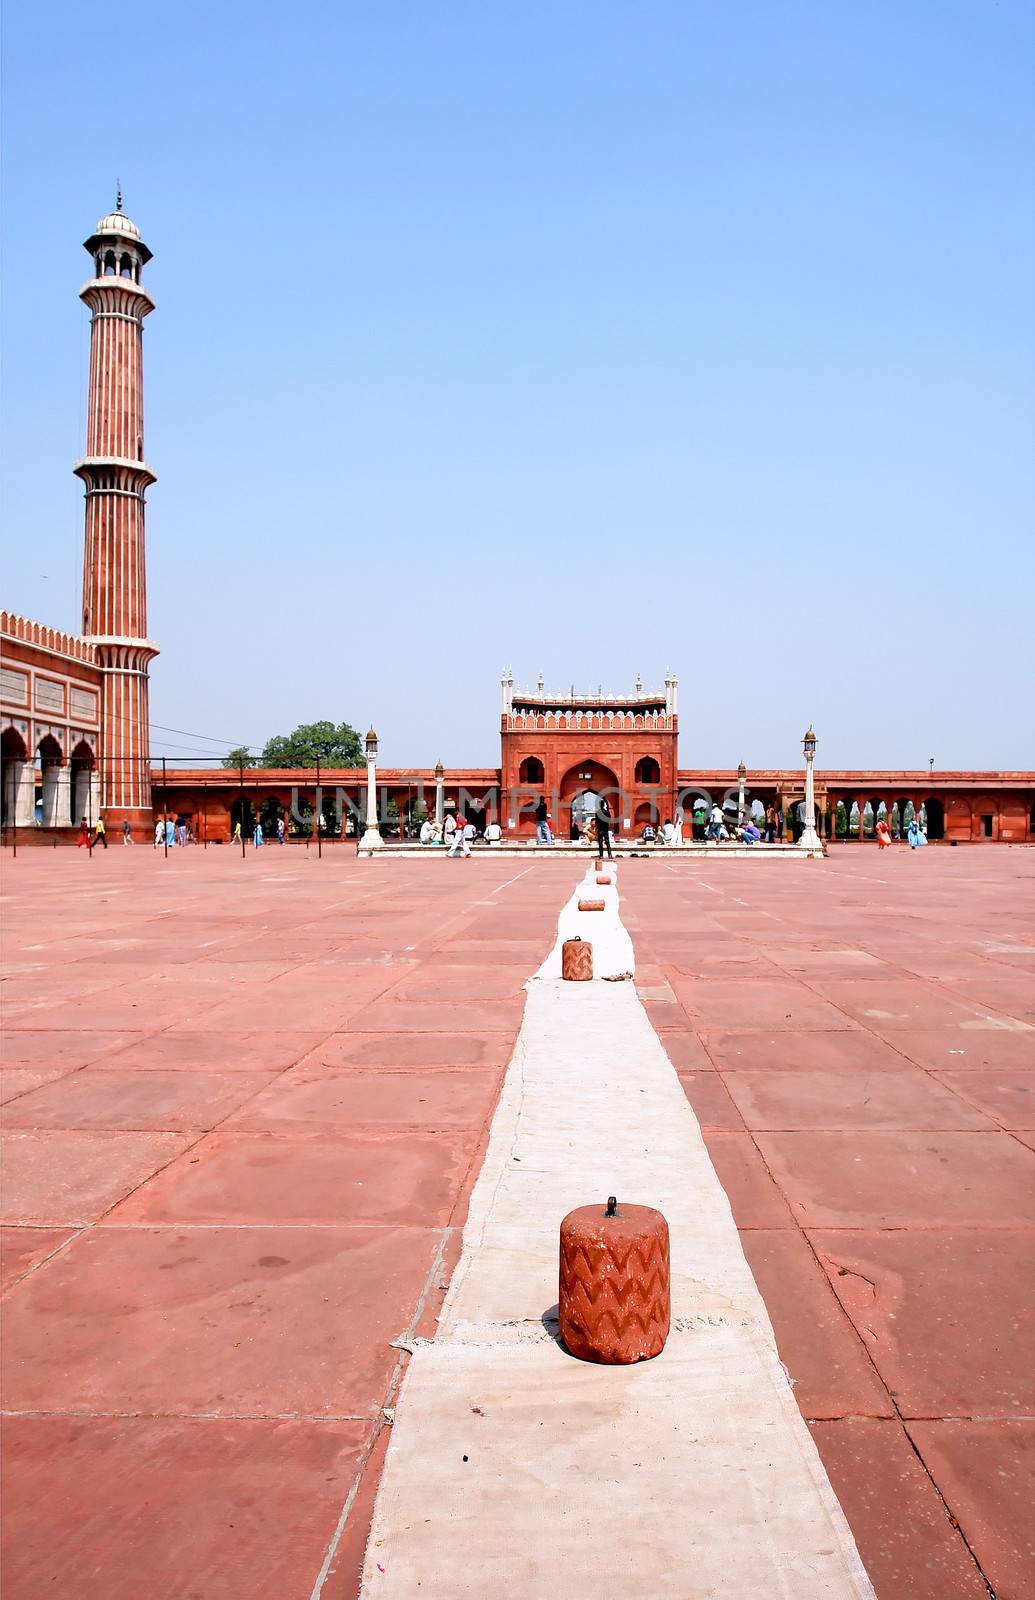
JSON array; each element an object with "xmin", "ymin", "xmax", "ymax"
[
  {"xmin": 1, "ymin": 727, "xmax": 30, "ymax": 828},
  {"xmin": 36, "ymin": 735, "xmax": 63, "ymax": 828}
]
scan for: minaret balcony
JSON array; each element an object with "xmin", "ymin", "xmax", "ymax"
[
  {"xmin": 73, "ymin": 456, "xmax": 158, "ymax": 492},
  {"xmin": 79, "ymin": 277, "xmax": 155, "ymax": 318}
]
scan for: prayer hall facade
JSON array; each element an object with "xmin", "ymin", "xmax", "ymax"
[{"xmin": 2, "ymin": 208, "xmax": 1033, "ymax": 847}]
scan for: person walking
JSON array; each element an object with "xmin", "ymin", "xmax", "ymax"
[
  {"xmin": 597, "ymin": 795, "xmax": 614, "ymax": 860},
  {"xmin": 907, "ymin": 815, "xmax": 927, "ymax": 849},
  {"xmin": 253, "ymin": 818, "xmax": 264, "ymax": 848},
  {"xmin": 232, "ymin": 819, "xmax": 242, "ymax": 847},
  {"xmin": 94, "ymin": 816, "xmax": 107, "ymax": 849},
  {"xmin": 122, "ymin": 819, "xmax": 134, "ymax": 846},
  {"xmin": 276, "ymin": 816, "xmax": 285, "ymax": 845},
  {"xmin": 154, "ymin": 818, "xmax": 164, "ymax": 849},
  {"xmin": 764, "ymin": 804, "xmax": 778, "ymax": 844},
  {"xmin": 535, "ymin": 795, "xmax": 553, "ymax": 846},
  {"xmin": 447, "ymin": 815, "xmax": 472, "ymax": 857},
  {"xmin": 876, "ymin": 816, "xmax": 892, "ymax": 849},
  {"xmin": 77, "ymin": 817, "xmax": 91, "ymax": 849}
]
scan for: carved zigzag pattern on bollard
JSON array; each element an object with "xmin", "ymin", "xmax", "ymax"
[{"xmin": 559, "ymin": 1232, "xmax": 671, "ymax": 1363}]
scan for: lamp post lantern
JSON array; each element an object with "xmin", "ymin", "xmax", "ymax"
[
  {"xmin": 360, "ymin": 727, "xmax": 383, "ymax": 852},
  {"xmin": 737, "ymin": 760, "xmax": 747, "ymax": 824},
  {"xmin": 799, "ymin": 727, "xmax": 822, "ymax": 853},
  {"xmin": 434, "ymin": 760, "xmax": 445, "ymax": 828}
]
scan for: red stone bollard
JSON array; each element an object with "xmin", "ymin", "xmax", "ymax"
[
  {"xmin": 561, "ymin": 936, "xmax": 593, "ymax": 981},
  {"xmin": 559, "ymin": 1196, "xmax": 670, "ymax": 1364},
  {"xmin": 594, "ymin": 857, "xmax": 603, "ymax": 872},
  {"xmin": 595, "ymin": 873, "xmax": 611, "ymax": 885},
  {"xmin": 578, "ymin": 898, "xmax": 605, "ymax": 912}
]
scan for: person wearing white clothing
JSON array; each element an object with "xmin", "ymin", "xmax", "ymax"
[
  {"xmin": 448, "ymin": 818, "xmax": 472, "ymax": 857},
  {"xmin": 484, "ymin": 821, "xmax": 502, "ymax": 845}
]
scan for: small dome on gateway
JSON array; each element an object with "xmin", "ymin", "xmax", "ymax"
[{"xmin": 94, "ymin": 209, "xmax": 141, "ymax": 240}]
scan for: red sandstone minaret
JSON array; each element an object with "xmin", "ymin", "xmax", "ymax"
[{"xmin": 74, "ymin": 196, "xmax": 158, "ymax": 832}]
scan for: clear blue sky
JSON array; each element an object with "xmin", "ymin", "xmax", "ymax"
[{"xmin": 3, "ymin": 1, "xmax": 1033, "ymax": 770}]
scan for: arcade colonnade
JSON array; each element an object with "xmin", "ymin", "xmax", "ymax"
[
  {"xmin": 0, "ymin": 725, "xmax": 101, "ymax": 831},
  {"xmin": 136, "ymin": 766, "xmax": 1035, "ymax": 845}
]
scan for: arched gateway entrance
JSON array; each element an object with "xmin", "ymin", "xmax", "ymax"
[{"xmin": 559, "ymin": 760, "xmax": 621, "ymax": 840}]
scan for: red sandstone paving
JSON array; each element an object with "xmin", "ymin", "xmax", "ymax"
[
  {"xmin": 4, "ymin": 845, "xmax": 1033, "ymax": 1598},
  {"xmin": 341, "ymin": 996, "xmax": 526, "ymax": 1032},
  {"xmin": 754, "ymin": 1130, "xmax": 1035, "ymax": 1227},
  {"xmin": 1, "ymin": 1224, "xmax": 440, "ymax": 1417},
  {"xmin": 905, "ymin": 1422, "xmax": 1035, "ymax": 1600},
  {"xmin": 2, "ymin": 1069, "xmax": 277, "ymax": 1131},
  {"xmin": 320, "ymin": 1421, "xmax": 392, "ymax": 1600},
  {"xmin": 97, "ymin": 1028, "xmax": 326, "ymax": 1072},
  {"xmin": 739, "ymin": 1232, "xmax": 893, "ymax": 1419},
  {"xmin": 871, "ymin": 1022, "xmax": 1035, "ymax": 1072},
  {"xmin": 304, "ymin": 1029, "xmax": 515, "ymax": 1069},
  {"xmin": 0, "ymin": 1225, "xmax": 78, "ymax": 1292},
  {"xmin": 1, "ymin": 1129, "xmax": 194, "ymax": 1224},
  {"xmin": 1, "ymin": 1415, "xmax": 372, "ymax": 1600},
  {"xmin": 620, "ymin": 847, "xmax": 1035, "ymax": 1600},
  {"xmin": 809, "ymin": 1420, "xmax": 990, "ymax": 1599},
  {"xmin": 811, "ymin": 1229, "xmax": 1035, "ymax": 1416},
  {"xmin": 701, "ymin": 1028, "xmax": 917, "ymax": 1072},
  {"xmin": 0, "ymin": 1065, "xmax": 77, "ymax": 1103},
  {"xmin": 676, "ymin": 1071, "xmax": 745, "ymax": 1130},
  {"xmin": 108, "ymin": 1129, "xmax": 480, "ymax": 1227},
  {"xmin": 669, "ymin": 974, "xmax": 856, "ymax": 1030},
  {"xmin": 931, "ymin": 1067, "xmax": 1035, "ymax": 1128},
  {"xmin": 798, "ymin": 976, "xmax": 1004, "ymax": 1030},
  {"xmin": 703, "ymin": 1131, "xmax": 797, "ymax": 1227},
  {"xmin": 0, "ymin": 848, "xmax": 571, "ymax": 1598},
  {"xmin": 725, "ymin": 1069, "xmax": 995, "ymax": 1130},
  {"xmin": 0, "ymin": 1027, "xmax": 140, "ymax": 1064},
  {"xmin": 652, "ymin": 1028, "xmax": 714, "ymax": 1071},
  {"xmin": 226, "ymin": 1066, "xmax": 502, "ymax": 1133}
]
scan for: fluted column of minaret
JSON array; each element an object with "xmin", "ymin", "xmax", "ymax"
[{"xmin": 74, "ymin": 202, "xmax": 159, "ymax": 828}]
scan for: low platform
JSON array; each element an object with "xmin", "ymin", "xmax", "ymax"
[{"xmin": 357, "ymin": 839, "xmax": 825, "ymax": 859}]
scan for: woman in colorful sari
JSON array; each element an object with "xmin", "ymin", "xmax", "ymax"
[
  {"xmin": 907, "ymin": 816, "xmax": 927, "ymax": 848},
  {"xmin": 876, "ymin": 816, "xmax": 892, "ymax": 849}
]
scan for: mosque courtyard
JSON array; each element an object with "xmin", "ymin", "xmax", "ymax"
[{"xmin": 1, "ymin": 844, "xmax": 1032, "ymax": 1599}]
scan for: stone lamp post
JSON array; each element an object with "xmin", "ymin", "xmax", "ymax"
[
  {"xmin": 737, "ymin": 760, "xmax": 747, "ymax": 824},
  {"xmin": 434, "ymin": 760, "xmax": 445, "ymax": 828},
  {"xmin": 799, "ymin": 727, "xmax": 822, "ymax": 853},
  {"xmin": 360, "ymin": 727, "xmax": 383, "ymax": 851}
]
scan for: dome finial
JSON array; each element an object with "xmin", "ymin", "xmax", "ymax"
[{"xmin": 116, "ymin": 181, "xmax": 123, "ymax": 213}]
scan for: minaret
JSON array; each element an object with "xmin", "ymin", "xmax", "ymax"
[{"xmin": 74, "ymin": 196, "xmax": 158, "ymax": 831}]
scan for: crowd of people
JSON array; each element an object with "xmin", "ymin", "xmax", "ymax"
[
  {"xmin": 76, "ymin": 816, "xmax": 135, "ymax": 848},
  {"xmin": 70, "ymin": 799, "xmax": 929, "ymax": 853},
  {"xmin": 417, "ymin": 813, "xmax": 503, "ymax": 855}
]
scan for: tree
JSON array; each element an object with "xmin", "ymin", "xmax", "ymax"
[
  {"xmin": 260, "ymin": 720, "xmax": 366, "ymax": 769},
  {"xmin": 223, "ymin": 746, "xmax": 257, "ymax": 769}
]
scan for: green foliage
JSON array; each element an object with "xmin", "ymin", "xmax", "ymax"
[
  {"xmin": 223, "ymin": 746, "xmax": 257, "ymax": 769},
  {"xmin": 260, "ymin": 721, "xmax": 366, "ymax": 769},
  {"xmin": 835, "ymin": 801, "xmax": 848, "ymax": 836}
]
